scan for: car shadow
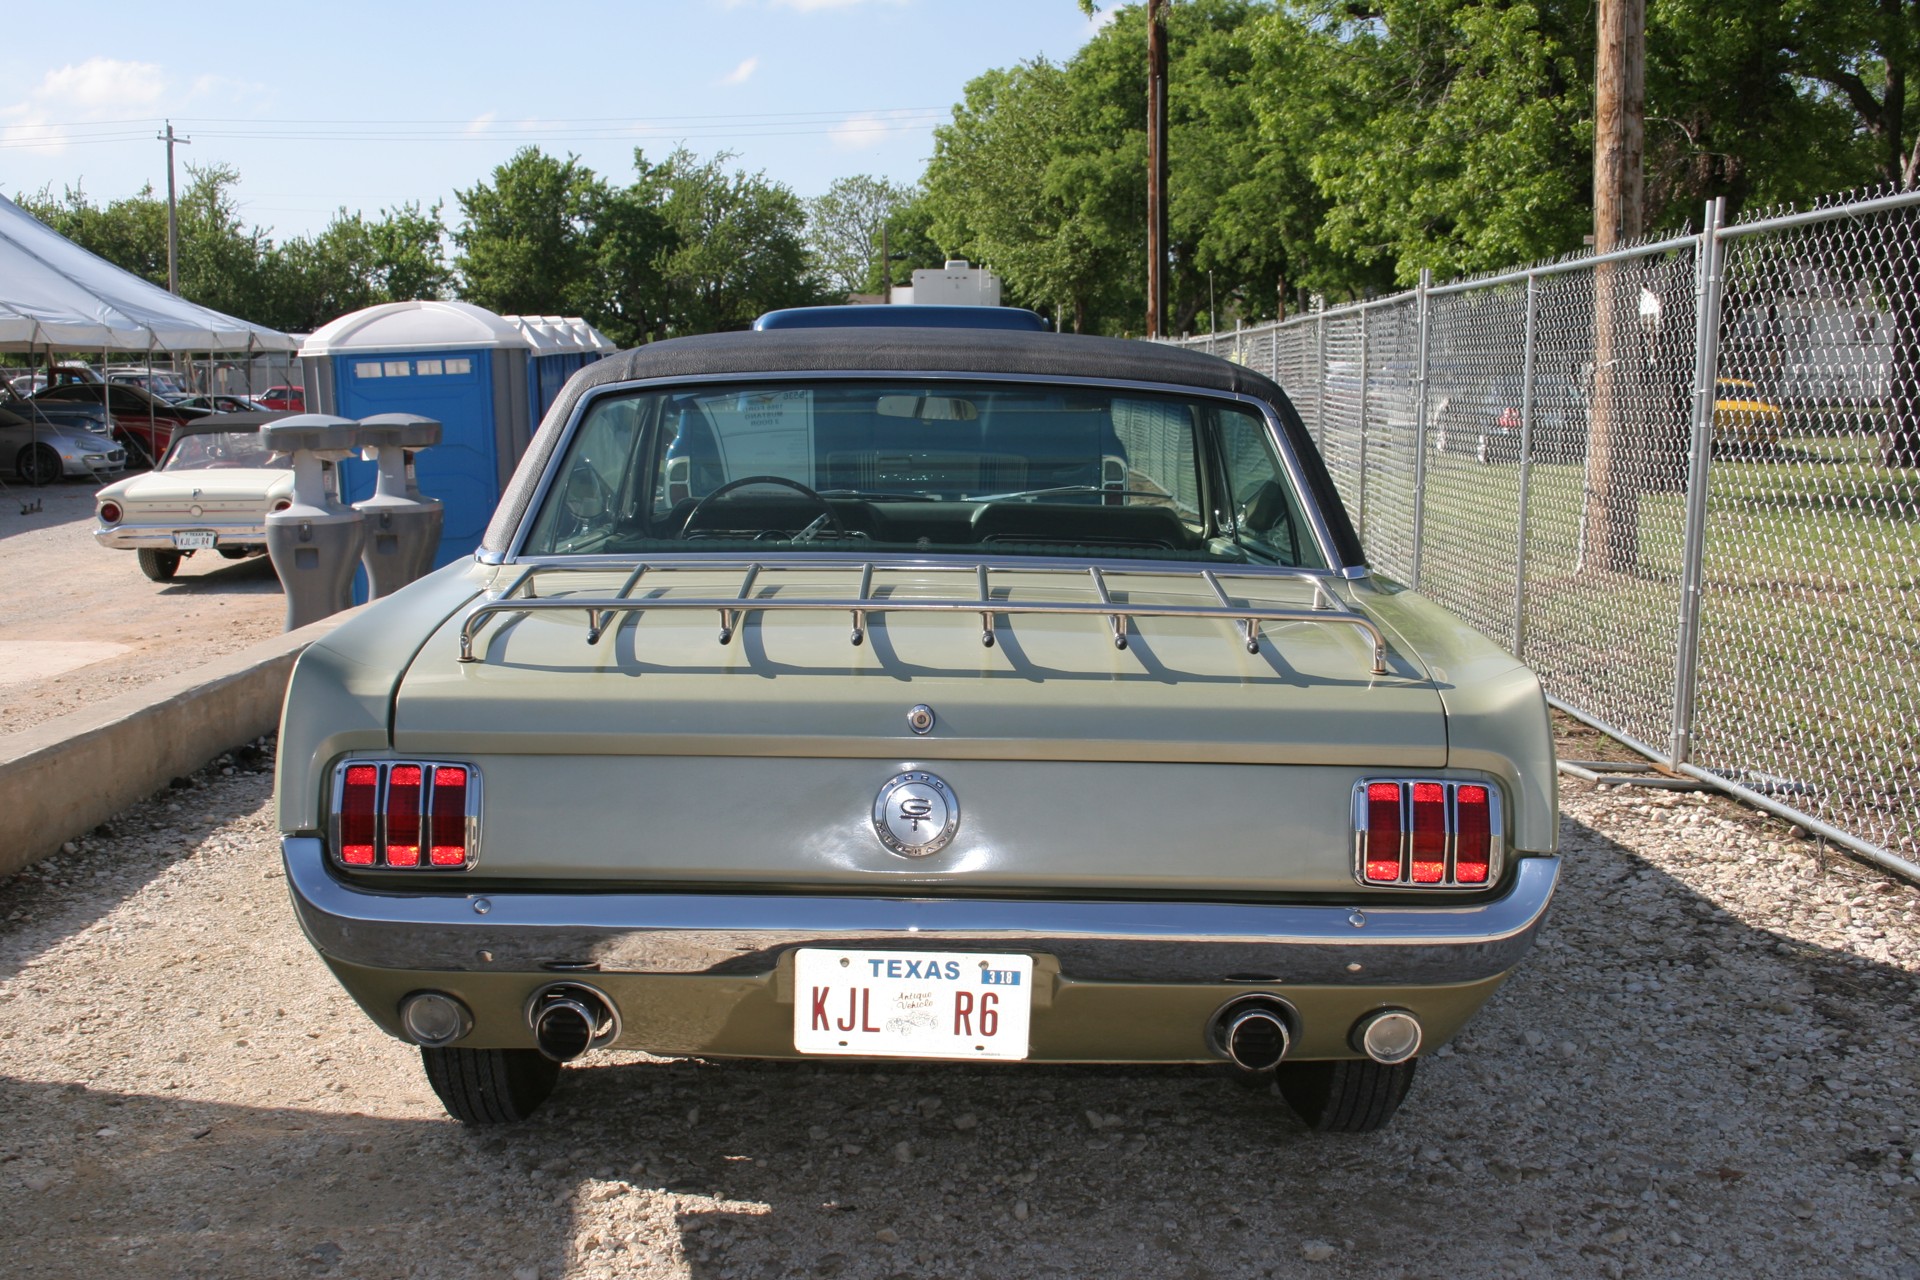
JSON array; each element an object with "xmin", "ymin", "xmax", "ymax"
[{"xmin": 157, "ymin": 552, "xmax": 282, "ymax": 594}]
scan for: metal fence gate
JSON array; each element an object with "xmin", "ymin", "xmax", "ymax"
[{"xmin": 1173, "ymin": 187, "xmax": 1920, "ymax": 883}]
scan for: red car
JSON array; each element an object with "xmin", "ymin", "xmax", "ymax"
[
  {"xmin": 30, "ymin": 382, "xmax": 203, "ymax": 468},
  {"xmin": 257, "ymin": 385, "xmax": 306, "ymax": 411}
]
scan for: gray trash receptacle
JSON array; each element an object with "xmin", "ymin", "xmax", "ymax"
[
  {"xmin": 353, "ymin": 413, "xmax": 445, "ymax": 598},
  {"xmin": 263, "ymin": 415, "xmax": 365, "ymax": 630}
]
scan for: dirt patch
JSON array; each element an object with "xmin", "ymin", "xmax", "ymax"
[{"xmin": 0, "ymin": 479, "xmax": 284, "ymax": 737}]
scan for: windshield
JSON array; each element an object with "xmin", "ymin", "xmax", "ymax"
[
  {"xmin": 520, "ymin": 379, "xmax": 1325, "ymax": 568},
  {"xmin": 162, "ymin": 431, "xmax": 289, "ymax": 471}
]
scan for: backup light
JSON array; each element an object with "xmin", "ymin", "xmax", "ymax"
[
  {"xmin": 1354, "ymin": 779, "xmax": 1504, "ymax": 889},
  {"xmin": 329, "ymin": 760, "xmax": 480, "ymax": 870}
]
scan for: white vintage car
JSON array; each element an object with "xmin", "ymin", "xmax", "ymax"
[{"xmin": 94, "ymin": 411, "xmax": 301, "ymax": 581}]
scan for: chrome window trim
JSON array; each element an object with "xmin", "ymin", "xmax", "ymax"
[
  {"xmin": 328, "ymin": 759, "xmax": 485, "ymax": 872},
  {"xmin": 283, "ymin": 835, "xmax": 1558, "ymax": 988},
  {"xmin": 1350, "ymin": 778, "xmax": 1507, "ymax": 890},
  {"xmin": 501, "ymin": 370, "xmax": 1356, "ymax": 575}
]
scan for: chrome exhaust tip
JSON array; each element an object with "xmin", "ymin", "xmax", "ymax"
[
  {"xmin": 1352, "ymin": 1009, "xmax": 1423, "ymax": 1064},
  {"xmin": 527, "ymin": 984, "xmax": 618, "ymax": 1063},
  {"xmin": 1211, "ymin": 997, "xmax": 1293, "ymax": 1073}
]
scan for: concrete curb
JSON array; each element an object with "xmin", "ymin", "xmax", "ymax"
[{"xmin": 0, "ymin": 611, "xmax": 358, "ymax": 880}]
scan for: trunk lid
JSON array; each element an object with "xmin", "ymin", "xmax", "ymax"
[{"xmin": 388, "ymin": 564, "xmax": 1446, "ymax": 893}]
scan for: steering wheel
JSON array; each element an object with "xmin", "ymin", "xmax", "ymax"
[{"xmin": 681, "ymin": 475, "xmax": 846, "ymax": 540}]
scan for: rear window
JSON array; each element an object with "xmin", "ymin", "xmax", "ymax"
[{"xmin": 520, "ymin": 379, "xmax": 1325, "ymax": 569}]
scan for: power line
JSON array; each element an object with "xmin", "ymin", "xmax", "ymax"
[{"xmin": 0, "ymin": 114, "xmax": 946, "ymax": 151}]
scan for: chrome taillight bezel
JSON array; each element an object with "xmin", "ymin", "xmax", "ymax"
[
  {"xmin": 329, "ymin": 759, "xmax": 483, "ymax": 871},
  {"xmin": 1351, "ymin": 778, "xmax": 1505, "ymax": 889}
]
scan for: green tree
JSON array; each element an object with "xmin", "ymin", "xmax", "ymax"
[
  {"xmin": 924, "ymin": 60, "xmax": 1122, "ymax": 331},
  {"xmin": 15, "ymin": 181, "xmax": 169, "ymax": 284},
  {"xmin": 453, "ymin": 148, "xmax": 609, "ymax": 319},
  {"xmin": 269, "ymin": 203, "xmax": 452, "ymax": 332},
  {"xmin": 633, "ymin": 148, "xmax": 825, "ymax": 335},
  {"xmin": 806, "ymin": 174, "xmax": 916, "ymax": 296}
]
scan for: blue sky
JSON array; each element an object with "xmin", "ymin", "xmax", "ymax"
[{"xmin": 1, "ymin": 0, "xmax": 1117, "ymax": 242}]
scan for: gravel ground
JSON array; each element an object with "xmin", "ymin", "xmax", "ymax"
[
  {"xmin": 0, "ymin": 730, "xmax": 1916, "ymax": 1280},
  {"xmin": 0, "ymin": 480, "xmax": 283, "ymax": 736}
]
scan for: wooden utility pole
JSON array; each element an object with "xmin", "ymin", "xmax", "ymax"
[
  {"xmin": 156, "ymin": 120, "xmax": 191, "ymax": 295},
  {"xmin": 1585, "ymin": 0, "xmax": 1644, "ymax": 573},
  {"xmin": 1145, "ymin": 0, "xmax": 1169, "ymax": 338}
]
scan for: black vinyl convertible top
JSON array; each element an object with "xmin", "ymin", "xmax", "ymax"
[{"xmin": 481, "ymin": 326, "xmax": 1365, "ymax": 568}]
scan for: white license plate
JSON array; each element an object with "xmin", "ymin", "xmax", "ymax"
[
  {"xmin": 172, "ymin": 530, "xmax": 217, "ymax": 550},
  {"xmin": 793, "ymin": 949, "xmax": 1033, "ymax": 1060}
]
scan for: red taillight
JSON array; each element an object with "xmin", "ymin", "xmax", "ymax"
[
  {"xmin": 272, "ymin": 498, "xmax": 292, "ymax": 512},
  {"xmin": 1363, "ymin": 782, "xmax": 1403, "ymax": 883},
  {"xmin": 1410, "ymin": 782, "xmax": 1447, "ymax": 882},
  {"xmin": 340, "ymin": 765, "xmax": 378, "ymax": 866},
  {"xmin": 333, "ymin": 761, "xmax": 476, "ymax": 870},
  {"xmin": 1357, "ymin": 779, "xmax": 1499, "ymax": 888},
  {"xmin": 384, "ymin": 765, "xmax": 423, "ymax": 866},
  {"xmin": 99, "ymin": 501, "xmax": 123, "ymax": 524},
  {"xmin": 430, "ymin": 767, "xmax": 470, "ymax": 866},
  {"xmin": 1455, "ymin": 785, "xmax": 1492, "ymax": 883}
]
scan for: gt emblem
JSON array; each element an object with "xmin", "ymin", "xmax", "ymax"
[{"xmin": 872, "ymin": 771, "xmax": 959, "ymax": 857}]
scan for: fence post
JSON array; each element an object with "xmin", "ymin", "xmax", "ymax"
[
  {"xmin": 1270, "ymin": 319, "xmax": 1280, "ymax": 383},
  {"xmin": 1411, "ymin": 269, "xmax": 1433, "ymax": 590},
  {"xmin": 1357, "ymin": 305, "xmax": 1370, "ymax": 537},
  {"xmin": 1670, "ymin": 197, "xmax": 1728, "ymax": 766},
  {"xmin": 1315, "ymin": 312, "xmax": 1328, "ymax": 449},
  {"xmin": 1513, "ymin": 273, "xmax": 1540, "ymax": 658}
]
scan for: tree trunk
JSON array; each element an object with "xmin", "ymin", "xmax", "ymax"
[{"xmin": 1584, "ymin": 0, "xmax": 1646, "ymax": 573}]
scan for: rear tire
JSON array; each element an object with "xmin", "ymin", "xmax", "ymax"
[
  {"xmin": 136, "ymin": 548, "xmax": 182, "ymax": 582},
  {"xmin": 421, "ymin": 1046, "xmax": 560, "ymax": 1125},
  {"xmin": 17, "ymin": 443, "xmax": 61, "ymax": 486},
  {"xmin": 1276, "ymin": 1058, "xmax": 1417, "ymax": 1133}
]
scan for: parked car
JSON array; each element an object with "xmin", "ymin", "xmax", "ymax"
[
  {"xmin": 276, "ymin": 306, "xmax": 1560, "ymax": 1132},
  {"xmin": 105, "ymin": 367, "xmax": 189, "ymax": 398},
  {"xmin": 93, "ymin": 410, "xmax": 298, "ymax": 581},
  {"xmin": 0, "ymin": 404, "xmax": 126, "ymax": 484},
  {"xmin": 256, "ymin": 385, "xmax": 305, "ymax": 411},
  {"xmin": 169, "ymin": 393, "xmax": 266, "ymax": 415},
  {"xmin": 31, "ymin": 381, "xmax": 205, "ymax": 467}
]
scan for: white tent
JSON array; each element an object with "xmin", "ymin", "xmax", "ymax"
[{"xmin": 0, "ymin": 194, "xmax": 296, "ymax": 354}]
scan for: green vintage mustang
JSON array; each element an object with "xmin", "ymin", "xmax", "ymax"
[{"xmin": 276, "ymin": 307, "xmax": 1558, "ymax": 1130}]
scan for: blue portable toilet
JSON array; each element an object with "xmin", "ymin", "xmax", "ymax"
[
  {"xmin": 301, "ymin": 301, "xmax": 535, "ymax": 572},
  {"xmin": 504, "ymin": 314, "xmax": 615, "ymax": 429}
]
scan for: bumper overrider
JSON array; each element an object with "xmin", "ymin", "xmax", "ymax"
[{"xmin": 283, "ymin": 836, "xmax": 1559, "ymax": 1062}]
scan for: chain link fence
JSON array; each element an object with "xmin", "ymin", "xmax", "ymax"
[{"xmin": 1173, "ymin": 187, "xmax": 1920, "ymax": 882}]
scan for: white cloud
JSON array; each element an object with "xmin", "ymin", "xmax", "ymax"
[
  {"xmin": 827, "ymin": 109, "xmax": 925, "ymax": 151},
  {"xmin": 0, "ymin": 57, "xmax": 169, "ymax": 154},
  {"xmin": 719, "ymin": 57, "xmax": 759, "ymax": 86},
  {"xmin": 465, "ymin": 112, "xmax": 497, "ymax": 135},
  {"xmin": 35, "ymin": 58, "xmax": 168, "ymax": 111}
]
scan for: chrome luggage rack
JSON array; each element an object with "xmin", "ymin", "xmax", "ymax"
[{"xmin": 456, "ymin": 560, "xmax": 1389, "ymax": 673}]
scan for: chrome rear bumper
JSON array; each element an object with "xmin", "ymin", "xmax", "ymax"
[
  {"xmin": 95, "ymin": 522, "xmax": 268, "ymax": 550},
  {"xmin": 283, "ymin": 837, "xmax": 1558, "ymax": 988}
]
